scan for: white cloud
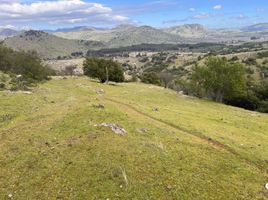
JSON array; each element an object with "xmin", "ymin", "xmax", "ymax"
[
  {"xmin": 233, "ymin": 14, "xmax": 248, "ymax": 20},
  {"xmin": 0, "ymin": 24, "xmax": 16, "ymax": 29},
  {"xmin": 0, "ymin": 0, "xmax": 129, "ymax": 26},
  {"xmin": 189, "ymin": 8, "xmax": 196, "ymax": 12},
  {"xmin": 213, "ymin": 5, "xmax": 222, "ymax": 10},
  {"xmin": 193, "ymin": 13, "xmax": 210, "ymax": 19}
]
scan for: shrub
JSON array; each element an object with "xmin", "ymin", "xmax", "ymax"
[
  {"xmin": 225, "ymin": 95, "xmax": 260, "ymax": 111},
  {"xmin": 0, "ymin": 82, "xmax": 5, "ymax": 90},
  {"xmin": 140, "ymin": 72, "xmax": 161, "ymax": 85},
  {"xmin": 0, "ymin": 45, "xmax": 55, "ymax": 89},
  {"xmin": 191, "ymin": 56, "xmax": 246, "ymax": 102},
  {"xmin": 83, "ymin": 57, "xmax": 124, "ymax": 83}
]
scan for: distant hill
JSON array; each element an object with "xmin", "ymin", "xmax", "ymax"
[
  {"xmin": 241, "ymin": 23, "xmax": 268, "ymax": 32},
  {"xmin": 4, "ymin": 30, "xmax": 105, "ymax": 59},
  {"xmin": 54, "ymin": 25, "xmax": 183, "ymax": 48},
  {"xmin": 163, "ymin": 24, "xmax": 209, "ymax": 38},
  {"xmin": 0, "ymin": 28, "xmax": 19, "ymax": 40},
  {"xmin": 54, "ymin": 23, "xmax": 268, "ymax": 46}
]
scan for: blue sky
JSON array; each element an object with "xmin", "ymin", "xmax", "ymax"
[{"xmin": 0, "ymin": 0, "xmax": 267, "ymax": 29}]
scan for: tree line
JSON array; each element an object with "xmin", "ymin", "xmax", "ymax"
[{"xmin": 137, "ymin": 56, "xmax": 268, "ymax": 113}]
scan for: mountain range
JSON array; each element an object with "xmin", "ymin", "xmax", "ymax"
[
  {"xmin": 2, "ymin": 23, "xmax": 268, "ymax": 58},
  {"xmin": 52, "ymin": 23, "xmax": 268, "ymax": 45}
]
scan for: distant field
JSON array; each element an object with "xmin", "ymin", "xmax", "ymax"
[
  {"xmin": 46, "ymin": 49, "xmax": 268, "ymax": 82},
  {"xmin": 0, "ymin": 77, "xmax": 267, "ymax": 199}
]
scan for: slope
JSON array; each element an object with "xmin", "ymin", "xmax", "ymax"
[
  {"xmin": 0, "ymin": 77, "xmax": 267, "ymax": 199},
  {"xmin": 3, "ymin": 30, "xmax": 104, "ymax": 59},
  {"xmin": 54, "ymin": 25, "xmax": 182, "ymax": 47}
]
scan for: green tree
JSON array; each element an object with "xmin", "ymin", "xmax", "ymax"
[
  {"xmin": 140, "ymin": 72, "xmax": 161, "ymax": 86},
  {"xmin": 0, "ymin": 45, "xmax": 54, "ymax": 87},
  {"xmin": 83, "ymin": 57, "xmax": 124, "ymax": 83},
  {"xmin": 191, "ymin": 56, "xmax": 246, "ymax": 102},
  {"xmin": 160, "ymin": 72, "xmax": 173, "ymax": 88}
]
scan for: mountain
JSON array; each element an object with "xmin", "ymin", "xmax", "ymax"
[
  {"xmin": 163, "ymin": 24, "xmax": 209, "ymax": 38},
  {"xmin": 53, "ymin": 23, "xmax": 268, "ymax": 46},
  {"xmin": 44, "ymin": 26, "xmax": 89, "ymax": 33},
  {"xmin": 4, "ymin": 30, "xmax": 105, "ymax": 59},
  {"xmin": 241, "ymin": 23, "xmax": 268, "ymax": 32},
  {"xmin": 54, "ymin": 25, "xmax": 183, "ymax": 47},
  {"xmin": 0, "ymin": 28, "xmax": 19, "ymax": 40}
]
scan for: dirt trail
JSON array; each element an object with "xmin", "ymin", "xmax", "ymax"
[{"xmin": 106, "ymin": 97, "xmax": 266, "ymax": 172}]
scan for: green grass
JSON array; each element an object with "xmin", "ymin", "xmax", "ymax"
[{"xmin": 0, "ymin": 77, "xmax": 267, "ymax": 199}]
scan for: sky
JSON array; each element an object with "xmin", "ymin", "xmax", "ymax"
[{"xmin": 0, "ymin": 0, "xmax": 267, "ymax": 30}]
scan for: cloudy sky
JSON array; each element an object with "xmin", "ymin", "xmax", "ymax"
[{"xmin": 0, "ymin": 0, "xmax": 267, "ymax": 30}]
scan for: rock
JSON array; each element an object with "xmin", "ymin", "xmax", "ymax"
[
  {"xmin": 178, "ymin": 90, "xmax": 184, "ymax": 95},
  {"xmin": 99, "ymin": 123, "xmax": 127, "ymax": 136},
  {"xmin": 265, "ymin": 183, "xmax": 268, "ymax": 190},
  {"xmin": 8, "ymin": 194, "xmax": 12, "ymax": 198},
  {"xmin": 92, "ymin": 104, "xmax": 105, "ymax": 109},
  {"xmin": 166, "ymin": 185, "xmax": 172, "ymax": 191},
  {"xmin": 152, "ymin": 107, "xmax": 159, "ymax": 112},
  {"xmin": 137, "ymin": 128, "xmax": 148, "ymax": 133},
  {"xmin": 95, "ymin": 88, "xmax": 104, "ymax": 94}
]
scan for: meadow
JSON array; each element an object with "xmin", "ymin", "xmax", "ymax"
[{"xmin": 0, "ymin": 77, "xmax": 267, "ymax": 199}]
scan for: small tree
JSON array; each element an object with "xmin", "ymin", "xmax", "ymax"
[
  {"xmin": 65, "ymin": 65, "xmax": 77, "ymax": 76},
  {"xmin": 191, "ymin": 56, "xmax": 246, "ymax": 102},
  {"xmin": 140, "ymin": 72, "xmax": 161, "ymax": 86},
  {"xmin": 160, "ymin": 72, "xmax": 173, "ymax": 88},
  {"xmin": 83, "ymin": 57, "xmax": 124, "ymax": 83}
]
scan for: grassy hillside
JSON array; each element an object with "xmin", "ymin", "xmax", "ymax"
[
  {"xmin": 54, "ymin": 25, "xmax": 182, "ymax": 48},
  {"xmin": 4, "ymin": 30, "xmax": 104, "ymax": 59},
  {"xmin": 0, "ymin": 77, "xmax": 268, "ymax": 199}
]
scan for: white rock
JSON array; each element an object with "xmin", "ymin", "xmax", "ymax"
[{"xmin": 265, "ymin": 183, "xmax": 268, "ymax": 190}]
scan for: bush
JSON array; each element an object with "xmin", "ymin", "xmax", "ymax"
[
  {"xmin": 0, "ymin": 45, "xmax": 54, "ymax": 88},
  {"xmin": 0, "ymin": 82, "xmax": 5, "ymax": 90},
  {"xmin": 140, "ymin": 72, "xmax": 161, "ymax": 85},
  {"xmin": 257, "ymin": 101, "xmax": 268, "ymax": 113},
  {"xmin": 191, "ymin": 57, "xmax": 246, "ymax": 102},
  {"xmin": 225, "ymin": 95, "xmax": 260, "ymax": 111},
  {"xmin": 83, "ymin": 57, "xmax": 124, "ymax": 83},
  {"xmin": 243, "ymin": 58, "xmax": 257, "ymax": 66}
]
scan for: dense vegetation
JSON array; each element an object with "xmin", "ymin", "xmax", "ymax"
[
  {"xmin": 86, "ymin": 42, "xmax": 268, "ymax": 58},
  {"xmin": 175, "ymin": 56, "xmax": 268, "ymax": 113},
  {"xmin": 83, "ymin": 57, "xmax": 124, "ymax": 83},
  {"xmin": 87, "ymin": 43, "xmax": 226, "ymax": 57},
  {"xmin": 191, "ymin": 57, "xmax": 246, "ymax": 102},
  {"xmin": 0, "ymin": 43, "xmax": 54, "ymax": 90},
  {"xmin": 137, "ymin": 54, "xmax": 268, "ymax": 113}
]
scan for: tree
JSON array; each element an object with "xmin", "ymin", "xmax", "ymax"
[
  {"xmin": 65, "ymin": 65, "xmax": 77, "ymax": 76},
  {"xmin": 140, "ymin": 72, "xmax": 161, "ymax": 85},
  {"xmin": 160, "ymin": 72, "xmax": 173, "ymax": 88},
  {"xmin": 0, "ymin": 45, "xmax": 54, "ymax": 83},
  {"xmin": 83, "ymin": 57, "xmax": 124, "ymax": 83},
  {"xmin": 191, "ymin": 56, "xmax": 246, "ymax": 102}
]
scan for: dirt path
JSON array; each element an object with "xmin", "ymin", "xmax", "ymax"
[{"xmin": 106, "ymin": 97, "xmax": 266, "ymax": 173}]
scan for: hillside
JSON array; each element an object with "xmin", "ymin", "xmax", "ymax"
[
  {"xmin": 54, "ymin": 25, "xmax": 182, "ymax": 48},
  {"xmin": 242, "ymin": 23, "xmax": 268, "ymax": 32},
  {"xmin": 3, "ymin": 30, "xmax": 104, "ymax": 59},
  {"xmin": 53, "ymin": 24, "xmax": 268, "ymax": 46},
  {"xmin": 0, "ymin": 28, "xmax": 19, "ymax": 40},
  {"xmin": 164, "ymin": 24, "xmax": 209, "ymax": 38},
  {"xmin": 0, "ymin": 77, "xmax": 267, "ymax": 199}
]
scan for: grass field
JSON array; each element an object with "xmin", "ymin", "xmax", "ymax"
[{"xmin": 0, "ymin": 77, "xmax": 268, "ymax": 199}]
